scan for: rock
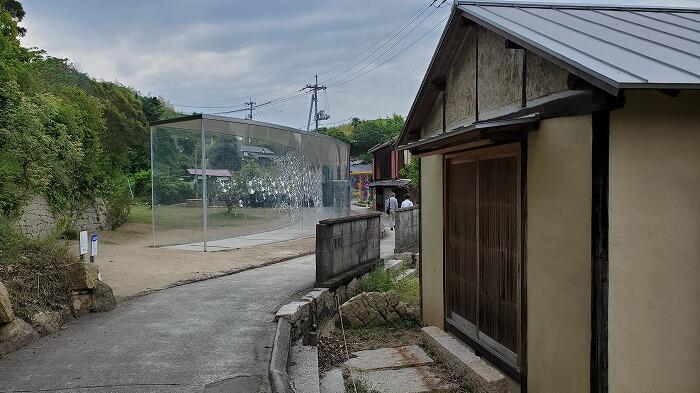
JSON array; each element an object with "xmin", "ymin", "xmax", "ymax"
[
  {"xmin": 339, "ymin": 291, "xmax": 417, "ymax": 327},
  {"xmin": 0, "ymin": 318, "xmax": 39, "ymax": 357},
  {"xmin": 30, "ymin": 311, "xmax": 62, "ymax": 335},
  {"xmin": 71, "ymin": 292, "xmax": 93, "ymax": 316},
  {"xmin": 90, "ymin": 281, "xmax": 116, "ymax": 313},
  {"xmin": 0, "ymin": 282, "xmax": 14, "ymax": 323},
  {"xmin": 69, "ymin": 263, "xmax": 99, "ymax": 290},
  {"xmin": 346, "ymin": 278, "xmax": 359, "ymax": 298}
]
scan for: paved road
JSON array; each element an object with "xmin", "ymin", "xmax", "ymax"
[{"xmin": 0, "ymin": 255, "xmax": 316, "ymax": 393}]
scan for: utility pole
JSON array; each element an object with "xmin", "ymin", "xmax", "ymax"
[
  {"xmin": 245, "ymin": 97, "xmax": 255, "ymax": 120},
  {"xmin": 303, "ymin": 75, "xmax": 328, "ymax": 132}
]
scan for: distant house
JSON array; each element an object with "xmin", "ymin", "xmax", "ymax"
[
  {"xmin": 239, "ymin": 144, "xmax": 276, "ymax": 165},
  {"xmin": 399, "ymin": 2, "xmax": 700, "ymax": 392},
  {"xmin": 185, "ymin": 168, "xmax": 232, "ymax": 183},
  {"xmin": 367, "ymin": 137, "xmax": 412, "ymax": 212}
]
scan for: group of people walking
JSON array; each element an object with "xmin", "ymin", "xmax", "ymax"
[{"xmin": 386, "ymin": 192, "xmax": 412, "ymax": 230}]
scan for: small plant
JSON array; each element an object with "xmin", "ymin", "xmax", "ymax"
[
  {"xmin": 358, "ymin": 264, "xmax": 420, "ymax": 307},
  {"xmin": 104, "ymin": 174, "xmax": 133, "ymax": 230}
]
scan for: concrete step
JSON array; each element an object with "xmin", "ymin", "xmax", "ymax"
[
  {"xmin": 320, "ymin": 368, "xmax": 345, "ymax": 393},
  {"xmin": 396, "ymin": 268, "xmax": 417, "ymax": 281},
  {"xmin": 384, "ymin": 259, "xmax": 404, "ymax": 271},
  {"xmin": 421, "ymin": 326, "xmax": 508, "ymax": 393},
  {"xmin": 290, "ymin": 344, "xmax": 320, "ymax": 393}
]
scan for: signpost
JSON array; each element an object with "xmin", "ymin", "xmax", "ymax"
[
  {"xmin": 90, "ymin": 233, "xmax": 98, "ymax": 263},
  {"xmin": 79, "ymin": 231, "xmax": 88, "ymax": 262}
]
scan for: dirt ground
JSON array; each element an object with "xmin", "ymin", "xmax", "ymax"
[{"xmin": 69, "ymin": 222, "xmax": 314, "ymax": 300}]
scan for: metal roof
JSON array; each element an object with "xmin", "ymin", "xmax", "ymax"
[
  {"xmin": 186, "ymin": 168, "xmax": 232, "ymax": 177},
  {"xmin": 350, "ymin": 163, "xmax": 372, "ymax": 174},
  {"xmin": 457, "ymin": 1, "xmax": 700, "ymax": 94}
]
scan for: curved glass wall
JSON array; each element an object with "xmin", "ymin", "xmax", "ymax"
[{"xmin": 150, "ymin": 115, "xmax": 350, "ymax": 251}]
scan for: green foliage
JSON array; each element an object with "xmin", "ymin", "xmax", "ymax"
[
  {"xmin": 104, "ymin": 174, "xmax": 133, "ymax": 230},
  {"xmin": 320, "ymin": 114, "xmax": 405, "ymax": 162},
  {"xmin": 154, "ymin": 172, "xmax": 194, "ymax": 205},
  {"xmin": 359, "ymin": 266, "xmax": 401, "ymax": 293},
  {"xmin": 359, "ymin": 264, "xmax": 420, "ymax": 306},
  {"xmin": 0, "ymin": 1, "xmax": 182, "ymax": 219},
  {"xmin": 207, "ymin": 140, "xmax": 241, "ymax": 171},
  {"xmin": 131, "ymin": 170, "xmax": 152, "ymax": 200},
  {"xmin": 399, "ymin": 159, "xmax": 420, "ymax": 187}
]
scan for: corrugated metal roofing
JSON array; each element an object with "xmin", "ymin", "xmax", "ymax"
[{"xmin": 457, "ymin": 1, "xmax": 700, "ymax": 93}]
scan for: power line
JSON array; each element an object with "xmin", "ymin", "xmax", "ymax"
[
  {"xmin": 168, "ymin": 1, "xmax": 437, "ymax": 109},
  {"xmin": 320, "ymin": 1, "xmax": 436, "ymax": 85},
  {"xmin": 328, "ymin": 15, "xmax": 448, "ymax": 88},
  {"xmin": 323, "ymin": 56, "xmax": 432, "ymax": 127}
]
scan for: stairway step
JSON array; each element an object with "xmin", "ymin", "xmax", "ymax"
[
  {"xmin": 320, "ymin": 368, "xmax": 345, "ymax": 393},
  {"xmin": 290, "ymin": 345, "xmax": 320, "ymax": 393}
]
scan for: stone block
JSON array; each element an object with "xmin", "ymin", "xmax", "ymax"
[
  {"xmin": 317, "ymin": 237, "xmax": 332, "ymax": 253},
  {"xmin": 332, "ymin": 224, "xmax": 343, "ymax": 236},
  {"xmin": 342, "ymin": 222, "xmax": 352, "ymax": 234},
  {"xmin": 354, "ymin": 366, "xmax": 456, "ymax": 393},
  {"xmin": 69, "ymin": 263, "xmax": 99, "ymax": 290},
  {"xmin": 0, "ymin": 282, "xmax": 14, "ymax": 323},
  {"xmin": 0, "ymin": 318, "xmax": 39, "ymax": 357},
  {"xmin": 30, "ymin": 311, "xmax": 62, "ymax": 335},
  {"xmin": 320, "ymin": 368, "xmax": 345, "ymax": 393},
  {"xmin": 421, "ymin": 326, "xmax": 507, "ymax": 393},
  {"xmin": 90, "ymin": 280, "xmax": 116, "ymax": 313},
  {"xmin": 71, "ymin": 292, "xmax": 93, "ymax": 316},
  {"xmin": 317, "ymin": 224, "xmax": 333, "ymax": 239},
  {"xmin": 276, "ymin": 300, "xmax": 311, "ymax": 323},
  {"xmin": 344, "ymin": 345, "xmax": 433, "ymax": 371},
  {"xmin": 290, "ymin": 345, "xmax": 320, "ymax": 393}
]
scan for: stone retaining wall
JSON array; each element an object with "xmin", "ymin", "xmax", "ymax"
[
  {"xmin": 17, "ymin": 196, "xmax": 109, "ymax": 239},
  {"xmin": 315, "ymin": 212, "xmax": 381, "ymax": 287},
  {"xmin": 395, "ymin": 206, "xmax": 420, "ymax": 253}
]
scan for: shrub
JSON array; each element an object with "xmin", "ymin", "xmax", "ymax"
[
  {"xmin": 0, "ymin": 215, "xmax": 77, "ymax": 320},
  {"xmin": 104, "ymin": 174, "xmax": 133, "ymax": 230},
  {"xmin": 358, "ymin": 264, "xmax": 420, "ymax": 307},
  {"xmin": 154, "ymin": 173, "xmax": 194, "ymax": 205}
]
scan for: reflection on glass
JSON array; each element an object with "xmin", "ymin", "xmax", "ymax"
[{"xmin": 151, "ymin": 116, "xmax": 350, "ymax": 251}]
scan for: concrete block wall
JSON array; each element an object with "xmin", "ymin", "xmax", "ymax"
[
  {"xmin": 315, "ymin": 212, "xmax": 381, "ymax": 286},
  {"xmin": 395, "ymin": 206, "xmax": 420, "ymax": 253}
]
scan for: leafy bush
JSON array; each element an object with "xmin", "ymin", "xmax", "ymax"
[
  {"xmin": 358, "ymin": 264, "xmax": 420, "ymax": 307},
  {"xmin": 154, "ymin": 173, "xmax": 194, "ymax": 205},
  {"xmin": 104, "ymin": 174, "xmax": 133, "ymax": 230},
  {"xmin": 131, "ymin": 169, "xmax": 151, "ymax": 201}
]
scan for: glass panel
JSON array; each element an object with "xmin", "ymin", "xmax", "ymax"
[
  {"xmin": 151, "ymin": 125, "xmax": 204, "ymax": 248},
  {"xmin": 151, "ymin": 116, "xmax": 350, "ymax": 251}
]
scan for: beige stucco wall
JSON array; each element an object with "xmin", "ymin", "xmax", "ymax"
[
  {"xmin": 608, "ymin": 90, "xmax": 700, "ymax": 393},
  {"xmin": 527, "ymin": 115, "xmax": 592, "ymax": 393},
  {"xmin": 419, "ymin": 154, "xmax": 444, "ymax": 328}
]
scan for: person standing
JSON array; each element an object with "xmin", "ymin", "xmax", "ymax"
[
  {"xmin": 386, "ymin": 192, "xmax": 398, "ymax": 230},
  {"xmin": 401, "ymin": 194, "xmax": 414, "ymax": 208}
]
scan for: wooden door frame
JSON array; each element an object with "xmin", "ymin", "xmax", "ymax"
[{"xmin": 442, "ymin": 141, "xmax": 527, "ymax": 384}]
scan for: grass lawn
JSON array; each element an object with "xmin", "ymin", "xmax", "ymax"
[{"xmin": 129, "ymin": 204, "xmax": 287, "ymax": 229}]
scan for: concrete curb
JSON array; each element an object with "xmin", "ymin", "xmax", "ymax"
[
  {"xmin": 269, "ymin": 318, "xmax": 295, "ymax": 393},
  {"xmin": 116, "ymin": 249, "xmax": 315, "ymax": 303}
]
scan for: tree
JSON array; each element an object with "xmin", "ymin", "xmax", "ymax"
[
  {"xmin": 208, "ymin": 140, "xmax": 241, "ymax": 171},
  {"xmin": 1, "ymin": 0, "xmax": 26, "ymax": 36},
  {"xmin": 208, "ymin": 178, "xmax": 244, "ymax": 214}
]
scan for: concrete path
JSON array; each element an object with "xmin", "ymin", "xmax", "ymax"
[{"xmin": 0, "ymin": 255, "xmax": 317, "ymax": 393}]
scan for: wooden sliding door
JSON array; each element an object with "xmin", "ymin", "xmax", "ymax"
[{"xmin": 445, "ymin": 143, "xmax": 522, "ymax": 369}]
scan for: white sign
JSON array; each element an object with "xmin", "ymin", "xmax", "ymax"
[
  {"xmin": 79, "ymin": 231, "xmax": 88, "ymax": 255},
  {"xmin": 91, "ymin": 233, "xmax": 98, "ymax": 257}
]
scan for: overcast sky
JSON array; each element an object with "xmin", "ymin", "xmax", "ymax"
[
  {"xmin": 18, "ymin": 0, "xmax": 698, "ymax": 129},
  {"xmin": 20, "ymin": 0, "xmax": 452, "ymax": 129}
]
